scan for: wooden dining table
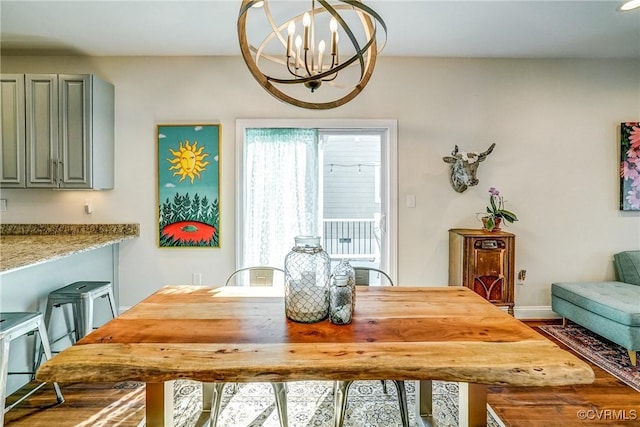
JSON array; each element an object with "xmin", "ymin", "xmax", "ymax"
[{"xmin": 37, "ymin": 285, "xmax": 594, "ymax": 427}]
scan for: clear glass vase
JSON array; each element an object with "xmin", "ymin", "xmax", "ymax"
[
  {"xmin": 332, "ymin": 258, "xmax": 356, "ymax": 308},
  {"xmin": 330, "ymin": 275, "xmax": 353, "ymax": 325},
  {"xmin": 284, "ymin": 236, "xmax": 331, "ymax": 323}
]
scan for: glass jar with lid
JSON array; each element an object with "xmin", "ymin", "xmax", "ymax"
[
  {"xmin": 284, "ymin": 236, "xmax": 331, "ymax": 323},
  {"xmin": 330, "ymin": 275, "xmax": 353, "ymax": 325},
  {"xmin": 332, "ymin": 258, "xmax": 356, "ymax": 306}
]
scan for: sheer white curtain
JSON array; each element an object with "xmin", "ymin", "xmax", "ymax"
[{"xmin": 243, "ymin": 128, "xmax": 319, "ymax": 268}]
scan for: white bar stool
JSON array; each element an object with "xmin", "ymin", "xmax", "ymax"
[
  {"xmin": 44, "ymin": 281, "xmax": 117, "ymax": 345},
  {"xmin": 0, "ymin": 312, "xmax": 64, "ymax": 425}
]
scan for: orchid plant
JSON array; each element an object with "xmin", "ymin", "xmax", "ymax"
[{"xmin": 483, "ymin": 187, "xmax": 518, "ymax": 231}]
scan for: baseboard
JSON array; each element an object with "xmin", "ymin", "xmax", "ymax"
[{"xmin": 514, "ymin": 305, "xmax": 561, "ymax": 320}]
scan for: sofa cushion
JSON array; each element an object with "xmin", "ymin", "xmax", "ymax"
[
  {"xmin": 614, "ymin": 250, "xmax": 640, "ymax": 286},
  {"xmin": 551, "ymin": 281, "xmax": 640, "ymax": 326}
]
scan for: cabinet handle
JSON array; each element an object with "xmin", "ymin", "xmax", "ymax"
[
  {"xmin": 58, "ymin": 160, "xmax": 64, "ymax": 187},
  {"xmin": 51, "ymin": 159, "xmax": 64, "ymax": 188},
  {"xmin": 51, "ymin": 159, "xmax": 58, "ymax": 186}
]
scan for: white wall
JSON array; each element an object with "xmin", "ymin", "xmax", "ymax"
[{"xmin": 1, "ymin": 56, "xmax": 639, "ymax": 313}]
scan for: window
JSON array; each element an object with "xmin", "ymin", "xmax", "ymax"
[{"xmin": 236, "ymin": 119, "xmax": 397, "ymax": 280}]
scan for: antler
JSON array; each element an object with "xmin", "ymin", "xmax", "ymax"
[{"xmin": 477, "ymin": 143, "xmax": 496, "ymax": 161}]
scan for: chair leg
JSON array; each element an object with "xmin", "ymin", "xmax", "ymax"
[
  {"xmin": 208, "ymin": 383, "xmax": 226, "ymax": 427},
  {"xmin": 272, "ymin": 382, "xmax": 288, "ymax": 427},
  {"xmin": 392, "ymin": 380, "xmax": 409, "ymax": 427},
  {"xmin": 36, "ymin": 298, "xmax": 58, "ymax": 374},
  {"xmin": 380, "ymin": 379, "xmax": 388, "ymax": 393},
  {"xmin": 35, "ymin": 319, "xmax": 64, "ymax": 404},
  {"xmin": 106, "ymin": 289, "xmax": 118, "ymax": 319},
  {"xmin": 1, "ymin": 337, "xmax": 10, "ymax": 427},
  {"xmin": 333, "ymin": 380, "xmax": 352, "ymax": 427},
  {"xmin": 629, "ymin": 350, "xmax": 637, "ymax": 366},
  {"xmin": 77, "ymin": 299, "xmax": 94, "ymax": 339}
]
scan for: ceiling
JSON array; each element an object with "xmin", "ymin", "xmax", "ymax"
[{"xmin": 1, "ymin": 1, "xmax": 639, "ymax": 59}]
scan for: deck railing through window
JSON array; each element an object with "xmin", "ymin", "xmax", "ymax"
[{"xmin": 322, "ymin": 219, "xmax": 378, "ymax": 260}]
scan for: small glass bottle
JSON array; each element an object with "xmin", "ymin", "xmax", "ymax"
[
  {"xmin": 330, "ymin": 275, "xmax": 353, "ymax": 325},
  {"xmin": 284, "ymin": 236, "xmax": 331, "ymax": 323},
  {"xmin": 332, "ymin": 258, "xmax": 356, "ymax": 307}
]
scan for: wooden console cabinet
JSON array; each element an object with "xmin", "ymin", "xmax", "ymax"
[{"xmin": 448, "ymin": 228, "xmax": 515, "ymax": 315}]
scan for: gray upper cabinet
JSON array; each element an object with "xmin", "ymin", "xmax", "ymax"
[
  {"xmin": 1, "ymin": 75, "xmax": 26, "ymax": 187},
  {"xmin": 1, "ymin": 73, "xmax": 114, "ymax": 189}
]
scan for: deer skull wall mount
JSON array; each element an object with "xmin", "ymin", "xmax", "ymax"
[{"xmin": 443, "ymin": 143, "xmax": 496, "ymax": 193}]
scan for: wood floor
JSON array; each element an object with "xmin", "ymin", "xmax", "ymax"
[
  {"xmin": 4, "ymin": 321, "xmax": 639, "ymax": 426},
  {"xmin": 488, "ymin": 321, "xmax": 640, "ymax": 427}
]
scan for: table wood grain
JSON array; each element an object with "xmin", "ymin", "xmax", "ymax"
[
  {"xmin": 37, "ymin": 285, "xmax": 594, "ymax": 427},
  {"xmin": 38, "ymin": 285, "xmax": 593, "ymax": 386}
]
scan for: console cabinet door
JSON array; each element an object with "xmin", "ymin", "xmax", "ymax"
[
  {"xmin": 0, "ymin": 75, "xmax": 26, "ymax": 187},
  {"xmin": 25, "ymin": 74, "xmax": 58, "ymax": 188}
]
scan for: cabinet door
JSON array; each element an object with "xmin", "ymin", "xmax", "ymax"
[
  {"xmin": 0, "ymin": 74, "xmax": 26, "ymax": 188},
  {"xmin": 471, "ymin": 239, "xmax": 507, "ymax": 303},
  {"xmin": 58, "ymin": 74, "xmax": 91, "ymax": 188},
  {"xmin": 26, "ymin": 74, "xmax": 58, "ymax": 188}
]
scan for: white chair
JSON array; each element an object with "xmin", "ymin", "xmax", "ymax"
[
  {"xmin": 224, "ymin": 266, "xmax": 285, "ymax": 287},
  {"xmin": 206, "ymin": 266, "xmax": 288, "ymax": 427},
  {"xmin": 333, "ymin": 267, "xmax": 409, "ymax": 427},
  {"xmin": 353, "ymin": 266, "xmax": 394, "ymax": 287}
]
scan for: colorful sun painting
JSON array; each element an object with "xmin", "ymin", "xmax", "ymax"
[
  {"xmin": 620, "ymin": 122, "xmax": 640, "ymax": 211},
  {"xmin": 157, "ymin": 124, "xmax": 220, "ymax": 247}
]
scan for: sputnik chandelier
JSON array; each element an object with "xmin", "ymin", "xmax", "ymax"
[{"xmin": 238, "ymin": 0, "xmax": 387, "ymax": 109}]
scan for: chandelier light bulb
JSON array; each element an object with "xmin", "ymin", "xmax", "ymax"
[
  {"xmin": 295, "ymin": 35, "xmax": 302, "ymax": 68},
  {"xmin": 286, "ymin": 21, "xmax": 295, "ymax": 57},
  {"xmin": 318, "ymin": 40, "xmax": 326, "ymax": 72},
  {"xmin": 303, "ymin": 12, "xmax": 311, "ymax": 50},
  {"xmin": 318, "ymin": 40, "xmax": 326, "ymax": 55},
  {"xmin": 330, "ymin": 17, "xmax": 338, "ymax": 33}
]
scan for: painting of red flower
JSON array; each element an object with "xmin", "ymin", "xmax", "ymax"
[{"xmin": 162, "ymin": 221, "xmax": 217, "ymax": 246}]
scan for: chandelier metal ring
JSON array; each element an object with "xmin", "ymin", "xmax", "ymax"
[{"xmin": 238, "ymin": 0, "xmax": 387, "ymax": 109}]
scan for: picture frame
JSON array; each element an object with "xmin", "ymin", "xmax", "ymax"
[
  {"xmin": 157, "ymin": 124, "xmax": 221, "ymax": 247},
  {"xmin": 620, "ymin": 122, "xmax": 640, "ymax": 211}
]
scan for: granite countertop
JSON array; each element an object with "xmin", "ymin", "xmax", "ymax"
[{"xmin": 0, "ymin": 224, "xmax": 140, "ymax": 274}]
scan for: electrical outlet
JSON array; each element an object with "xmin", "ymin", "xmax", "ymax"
[
  {"xmin": 0, "ymin": 199, "xmax": 6, "ymax": 212},
  {"xmin": 192, "ymin": 272, "xmax": 202, "ymax": 285}
]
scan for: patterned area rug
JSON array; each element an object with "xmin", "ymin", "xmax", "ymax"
[
  {"xmin": 172, "ymin": 380, "xmax": 503, "ymax": 427},
  {"xmin": 540, "ymin": 323, "xmax": 640, "ymax": 392}
]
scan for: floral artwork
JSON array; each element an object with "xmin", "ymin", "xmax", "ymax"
[
  {"xmin": 620, "ymin": 122, "xmax": 640, "ymax": 211},
  {"xmin": 157, "ymin": 124, "xmax": 220, "ymax": 247}
]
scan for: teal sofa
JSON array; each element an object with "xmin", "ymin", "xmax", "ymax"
[{"xmin": 551, "ymin": 250, "xmax": 640, "ymax": 366}]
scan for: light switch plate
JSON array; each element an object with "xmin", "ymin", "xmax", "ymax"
[
  {"xmin": 0, "ymin": 199, "xmax": 6, "ymax": 212},
  {"xmin": 406, "ymin": 194, "xmax": 416, "ymax": 208}
]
